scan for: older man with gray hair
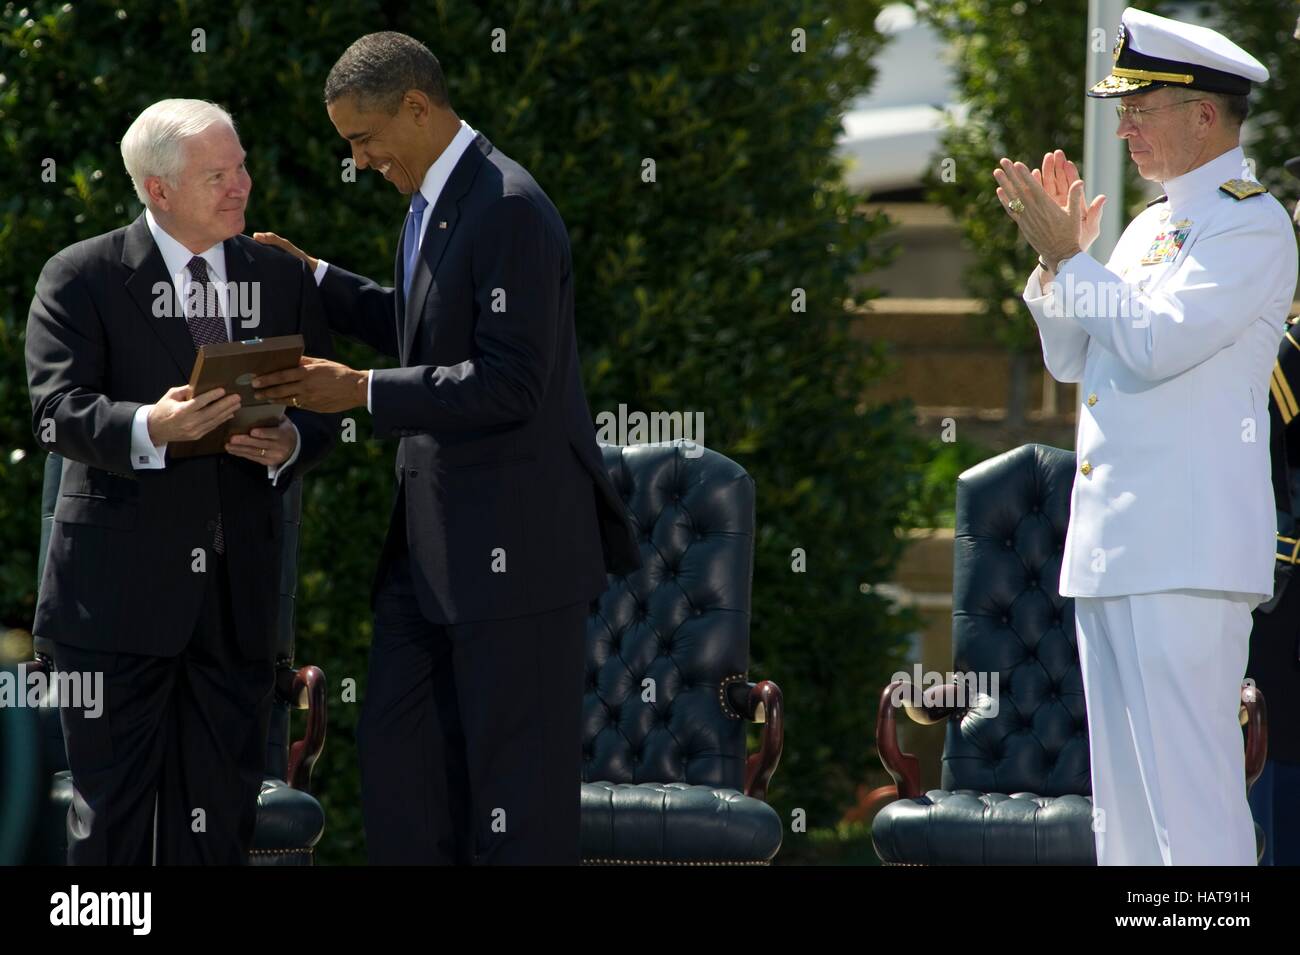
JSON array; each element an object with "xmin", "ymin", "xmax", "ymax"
[{"xmin": 25, "ymin": 98, "xmax": 337, "ymax": 864}]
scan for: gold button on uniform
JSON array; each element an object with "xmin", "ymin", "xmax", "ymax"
[
  {"xmin": 1080, "ymin": 460, "xmax": 1092, "ymax": 476},
  {"xmin": 1087, "ymin": 393, "xmax": 1098, "ymax": 406}
]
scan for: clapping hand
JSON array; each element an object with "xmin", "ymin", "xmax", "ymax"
[
  {"xmin": 1033, "ymin": 149, "xmax": 1107, "ymax": 253},
  {"xmin": 993, "ymin": 154, "xmax": 1090, "ymax": 267}
]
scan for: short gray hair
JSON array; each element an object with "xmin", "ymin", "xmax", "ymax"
[
  {"xmin": 1208, "ymin": 91, "xmax": 1249, "ymax": 129},
  {"xmin": 120, "ymin": 99, "xmax": 236, "ymax": 207},
  {"xmin": 324, "ymin": 32, "xmax": 449, "ymax": 113}
]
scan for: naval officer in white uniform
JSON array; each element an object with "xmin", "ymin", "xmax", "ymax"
[{"xmin": 993, "ymin": 7, "xmax": 1298, "ymax": 865}]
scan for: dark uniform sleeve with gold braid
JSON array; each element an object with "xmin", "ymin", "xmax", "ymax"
[
  {"xmin": 1252, "ymin": 315, "xmax": 1300, "ymax": 730},
  {"xmin": 1274, "ymin": 321, "xmax": 1300, "ymax": 441},
  {"xmin": 1267, "ymin": 317, "xmax": 1300, "ymax": 583}
]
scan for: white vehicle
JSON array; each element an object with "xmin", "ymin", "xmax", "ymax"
[
  {"xmin": 836, "ymin": 4, "xmax": 961, "ymax": 195},
  {"xmin": 836, "ymin": 1, "xmax": 1232, "ymax": 196}
]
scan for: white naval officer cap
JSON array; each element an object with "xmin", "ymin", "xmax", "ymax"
[{"xmin": 1088, "ymin": 6, "xmax": 1268, "ymax": 98}]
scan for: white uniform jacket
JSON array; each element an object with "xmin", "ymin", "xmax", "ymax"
[{"xmin": 1023, "ymin": 145, "xmax": 1298, "ymax": 602}]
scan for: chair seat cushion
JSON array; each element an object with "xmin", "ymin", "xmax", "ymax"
[
  {"xmin": 252, "ymin": 777, "xmax": 323, "ymax": 852},
  {"xmin": 581, "ymin": 781, "xmax": 782, "ymax": 864},
  {"xmin": 872, "ymin": 789, "xmax": 1097, "ymax": 865}
]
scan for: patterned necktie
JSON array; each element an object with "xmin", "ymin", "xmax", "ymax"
[
  {"xmin": 402, "ymin": 190, "xmax": 429, "ymax": 301},
  {"xmin": 185, "ymin": 255, "xmax": 228, "ymax": 555}
]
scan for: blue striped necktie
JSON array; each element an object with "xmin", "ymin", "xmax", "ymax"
[{"xmin": 402, "ymin": 190, "xmax": 429, "ymax": 301}]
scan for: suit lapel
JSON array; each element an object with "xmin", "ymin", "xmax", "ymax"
[
  {"xmin": 400, "ymin": 133, "xmax": 491, "ymax": 364},
  {"xmin": 222, "ymin": 234, "xmax": 264, "ymax": 342},
  {"xmin": 122, "ymin": 214, "xmax": 196, "ymax": 379},
  {"xmin": 395, "ymin": 215, "xmax": 409, "ymax": 325}
]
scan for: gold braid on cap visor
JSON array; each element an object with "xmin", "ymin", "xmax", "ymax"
[{"xmin": 1111, "ymin": 65, "xmax": 1194, "ymax": 84}]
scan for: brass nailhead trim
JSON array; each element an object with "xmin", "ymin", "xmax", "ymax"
[
  {"xmin": 582, "ymin": 857, "xmax": 770, "ymax": 866},
  {"xmin": 719, "ymin": 671, "xmax": 748, "ymax": 720}
]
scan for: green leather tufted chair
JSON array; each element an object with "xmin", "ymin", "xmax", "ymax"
[
  {"xmin": 581, "ymin": 443, "xmax": 784, "ymax": 864},
  {"xmin": 872, "ymin": 444, "xmax": 1267, "ymax": 865}
]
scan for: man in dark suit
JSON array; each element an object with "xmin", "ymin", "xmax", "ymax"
[
  {"xmin": 253, "ymin": 31, "xmax": 640, "ymax": 864},
  {"xmin": 26, "ymin": 98, "xmax": 337, "ymax": 864},
  {"xmin": 1246, "ymin": 159, "xmax": 1300, "ymax": 865},
  {"xmin": 1249, "ymin": 307, "xmax": 1300, "ymax": 866}
]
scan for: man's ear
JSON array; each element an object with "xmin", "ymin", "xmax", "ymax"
[
  {"xmin": 146, "ymin": 175, "xmax": 170, "ymax": 211},
  {"xmin": 404, "ymin": 89, "xmax": 433, "ymax": 126},
  {"xmin": 1198, "ymin": 98, "xmax": 1219, "ymax": 135}
]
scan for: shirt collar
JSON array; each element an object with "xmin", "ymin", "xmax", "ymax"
[
  {"xmin": 1161, "ymin": 145, "xmax": 1250, "ymax": 208},
  {"xmin": 144, "ymin": 208, "xmax": 227, "ymax": 284},
  {"xmin": 414, "ymin": 119, "xmax": 477, "ymax": 211}
]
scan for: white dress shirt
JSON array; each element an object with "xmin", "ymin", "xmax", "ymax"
[
  {"xmin": 133, "ymin": 208, "xmax": 300, "ymax": 483},
  {"xmin": 313, "ymin": 118, "xmax": 478, "ymax": 412}
]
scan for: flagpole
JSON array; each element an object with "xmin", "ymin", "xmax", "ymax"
[{"xmin": 1085, "ymin": 0, "xmax": 1126, "ymax": 263}]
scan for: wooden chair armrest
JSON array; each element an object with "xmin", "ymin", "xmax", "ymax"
[
  {"xmin": 875, "ymin": 679, "xmax": 965, "ymax": 801},
  {"xmin": 722, "ymin": 677, "xmax": 784, "ymax": 802},
  {"xmin": 1241, "ymin": 680, "xmax": 1267, "ymax": 791},
  {"xmin": 276, "ymin": 664, "xmax": 327, "ymax": 793}
]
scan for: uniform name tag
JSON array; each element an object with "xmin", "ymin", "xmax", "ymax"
[{"xmin": 1140, "ymin": 226, "xmax": 1191, "ymax": 265}]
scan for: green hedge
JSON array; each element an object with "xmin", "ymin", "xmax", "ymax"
[
  {"xmin": 2, "ymin": 0, "xmax": 927, "ymax": 862},
  {"xmin": 1212, "ymin": 1, "xmax": 1300, "ymax": 193}
]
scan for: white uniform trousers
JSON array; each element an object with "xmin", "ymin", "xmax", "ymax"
[{"xmin": 1072, "ymin": 589, "xmax": 1257, "ymax": 866}]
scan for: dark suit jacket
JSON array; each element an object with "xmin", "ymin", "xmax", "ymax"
[
  {"xmin": 26, "ymin": 214, "xmax": 338, "ymax": 658},
  {"xmin": 320, "ymin": 131, "xmax": 640, "ymax": 623}
]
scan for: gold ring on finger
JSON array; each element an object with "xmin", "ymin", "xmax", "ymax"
[{"xmin": 1008, "ymin": 198, "xmax": 1025, "ymax": 214}]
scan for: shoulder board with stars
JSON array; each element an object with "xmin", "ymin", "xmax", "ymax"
[{"xmin": 1219, "ymin": 178, "xmax": 1268, "ymax": 200}]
